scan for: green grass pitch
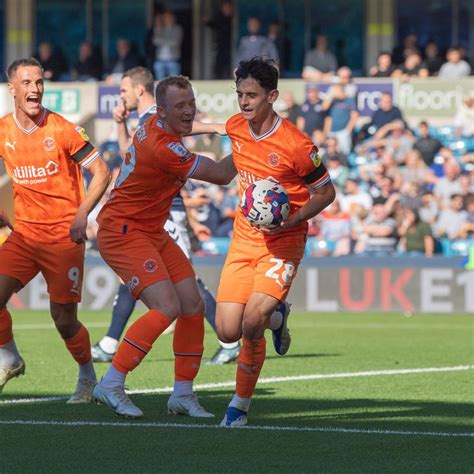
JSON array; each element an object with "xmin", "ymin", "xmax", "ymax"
[{"xmin": 0, "ymin": 310, "xmax": 472, "ymax": 473}]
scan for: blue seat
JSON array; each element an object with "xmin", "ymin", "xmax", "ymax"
[
  {"xmin": 200, "ymin": 237, "xmax": 230, "ymax": 255},
  {"xmin": 440, "ymin": 239, "xmax": 473, "ymax": 257}
]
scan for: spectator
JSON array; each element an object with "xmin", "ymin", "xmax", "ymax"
[
  {"xmin": 302, "ymin": 34, "xmax": 337, "ymax": 81},
  {"xmin": 71, "ymin": 41, "xmax": 103, "ymax": 81},
  {"xmin": 107, "ymin": 38, "xmax": 141, "ymax": 82},
  {"xmin": 148, "ymin": 10, "xmax": 183, "ymax": 80},
  {"xmin": 323, "ymin": 82, "xmax": 359, "ymax": 155},
  {"xmin": 413, "ymin": 120, "xmax": 443, "ymax": 166},
  {"xmin": 438, "ymin": 47, "xmax": 472, "ymax": 79},
  {"xmin": 399, "ymin": 181, "xmax": 423, "ymax": 210},
  {"xmin": 424, "ymin": 41, "xmax": 444, "ymax": 76},
  {"xmin": 399, "ymin": 149, "xmax": 437, "ymax": 187},
  {"xmin": 454, "ymin": 95, "xmax": 474, "ymax": 138},
  {"xmin": 358, "ymin": 199, "xmax": 398, "ymax": 256},
  {"xmin": 317, "ymin": 199, "xmax": 351, "ymax": 256},
  {"xmin": 268, "ymin": 20, "xmax": 290, "ymax": 73},
  {"xmin": 325, "ymin": 154, "xmax": 349, "ymax": 191},
  {"xmin": 392, "ymin": 33, "xmax": 420, "ymax": 65},
  {"xmin": 203, "ymin": 0, "xmax": 233, "ymax": 79},
  {"xmin": 33, "ymin": 41, "xmax": 67, "ymax": 81},
  {"xmin": 434, "ymin": 159, "xmax": 464, "ymax": 208},
  {"xmin": 235, "ymin": 17, "xmax": 279, "ymax": 66},
  {"xmin": 321, "ymin": 136, "xmax": 349, "ymax": 167},
  {"xmin": 391, "ymin": 50, "xmax": 429, "ymax": 79},
  {"xmin": 397, "ymin": 208, "xmax": 434, "ymax": 256},
  {"xmin": 419, "ymin": 191, "xmax": 439, "ymax": 225},
  {"xmin": 280, "ymin": 91, "xmax": 300, "ymax": 125},
  {"xmin": 296, "ymin": 85, "xmax": 327, "ymax": 138},
  {"xmin": 339, "ymin": 178, "xmax": 373, "ymax": 213},
  {"xmin": 337, "ymin": 66, "xmax": 357, "ymax": 99},
  {"xmin": 369, "ymin": 51, "xmax": 396, "ymax": 77},
  {"xmin": 433, "ymin": 194, "xmax": 468, "ymax": 239},
  {"xmin": 458, "ymin": 193, "xmax": 474, "ymax": 239},
  {"xmin": 356, "ymin": 92, "xmax": 406, "ymax": 143}
]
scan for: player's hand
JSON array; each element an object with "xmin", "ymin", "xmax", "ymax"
[
  {"xmin": 0, "ymin": 210, "xmax": 13, "ymax": 230},
  {"xmin": 192, "ymin": 222, "xmax": 211, "ymax": 241},
  {"xmin": 252, "ymin": 213, "xmax": 301, "ymax": 235},
  {"xmin": 70, "ymin": 213, "xmax": 88, "ymax": 244},
  {"xmin": 112, "ymin": 103, "xmax": 130, "ymax": 124},
  {"xmin": 214, "ymin": 123, "xmax": 227, "ymax": 136}
]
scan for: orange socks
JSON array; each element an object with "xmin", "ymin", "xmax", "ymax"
[
  {"xmin": 64, "ymin": 324, "xmax": 91, "ymax": 365},
  {"xmin": 0, "ymin": 308, "xmax": 13, "ymax": 345},
  {"xmin": 236, "ymin": 336, "xmax": 266, "ymax": 399},
  {"xmin": 113, "ymin": 309, "xmax": 172, "ymax": 373},
  {"xmin": 173, "ymin": 315, "xmax": 204, "ymax": 382}
]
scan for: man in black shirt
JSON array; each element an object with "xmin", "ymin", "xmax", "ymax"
[{"xmin": 413, "ymin": 121, "xmax": 443, "ymax": 166}]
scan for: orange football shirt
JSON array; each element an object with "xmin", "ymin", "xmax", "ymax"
[
  {"xmin": 97, "ymin": 117, "xmax": 200, "ymax": 234},
  {"xmin": 225, "ymin": 113, "xmax": 330, "ymax": 244},
  {"xmin": 0, "ymin": 108, "xmax": 99, "ymax": 242}
]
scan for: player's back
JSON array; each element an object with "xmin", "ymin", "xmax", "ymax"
[
  {"xmin": 226, "ymin": 113, "xmax": 329, "ymax": 244},
  {"xmin": 98, "ymin": 116, "xmax": 199, "ymax": 234},
  {"xmin": 0, "ymin": 109, "xmax": 96, "ymax": 242}
]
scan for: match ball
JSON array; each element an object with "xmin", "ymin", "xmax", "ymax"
[{"xmin": 241, "ymin": 179, "xmax": 290, "ymax": 227}]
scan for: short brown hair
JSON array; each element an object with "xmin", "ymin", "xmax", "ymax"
[
  {"xmin": 155, "ymin": 75, "xmax": 192, "ymax": 106},
  {"xmin": 123, "ymin": 67, "xmax": 154, "ymax": 94},
  {"xmin": 6, "ymin": 58, "xmax": 43, "ymax": 82}
]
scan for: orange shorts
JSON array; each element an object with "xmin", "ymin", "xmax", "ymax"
[
  {"xmin": 216, "ymin": 236, "xmax": 305, "ymax": 304},
  {"xmin": 97, "ymin": 227, "xmax": 194, "ymax": 299},
  {"xmin": 0, "ymin": 231, "xmax": 84, "ymax": 304}
]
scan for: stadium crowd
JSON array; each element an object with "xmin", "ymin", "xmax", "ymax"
[{"xmin": 2, "ymin": 8, "xmax": 474, "ymax": 258}]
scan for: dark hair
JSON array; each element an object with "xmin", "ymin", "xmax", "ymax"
[
  {"xmin": 155, "ymin": 75, "xmax": 192, "ymax": 106},
  {"xmin": 6, "ymin": 57, "xmax": 43, "ymax": 81},
  {"xmin": 123, "ymin": 67, "xmax": 154, "ymax": 94},
  {"xmin": 235, "ymin": 57, "xmax": 279, "ymax": 92}
]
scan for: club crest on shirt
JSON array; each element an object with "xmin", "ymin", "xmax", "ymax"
[
  {"xmin": 43, "ymin": 137, "xmax": 56, "ymax": 152},
  {"xmin": 267, "ymin": 152, "xmax": 280, "ymax": 167},
  {"xmin": 168, "ymin": 142, "xmax": 192, "ymax": 162},
  {"xmin": 75, "ymin": 126, "xmax": 89, "ymax": 142},
  {"xmin": 143, "ymin": 259, "xmax": 157, "ymax": 273},
  {"xmin": 309, "ymin": 147, "xmax": 321, "ymax": 168}
]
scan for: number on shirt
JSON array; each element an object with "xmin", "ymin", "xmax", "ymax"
[
  {"xmin": 265, "ymin": 258, "xmax": 296, "ymax": 288},
  {"xmin": 68, "ymin": 266, "xmax": 81, "ymax": 294}
]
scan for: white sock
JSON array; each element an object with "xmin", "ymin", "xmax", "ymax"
[
  {"xmin": 0, "ymin": 339, "xmax": 22, "ymax": 367},
  {"xmin": 101, "ymin": 365, "xmax": 126, "ymax": 389},
  {"xmin": 99, "ymin": 336, "xmax": 118, "ymax": 354},
  {"xmin": 173, "ymin": 380, "xmax": 193, "ymax": 397},
  {"xmin": 219, "ymin": 340, "xmax": 239, "ymax": 350},
  {"xmin": 229, "ymin": 395, "xmax": 251, "ymax": 413},
  {"xmin": 269, "ymin": 305, "xmax": 284, "ymax": 331},
  {"xmin": 78, "ymin": 360, "xmax": 96, "ymax": 381}
]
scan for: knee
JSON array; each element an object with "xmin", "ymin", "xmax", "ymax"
[
  {"xmin": 216, "ymin": 319, "xmax": 241, "ymax": 343},
  {"xmin": 242, "ymin": 308, "xmax": 268, "ymax": 339},
  {"xmin": 54, "ymin": 318, "xmax": 80, "ymax": 339}
]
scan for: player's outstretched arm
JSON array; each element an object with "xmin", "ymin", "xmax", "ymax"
[
  {"xmin": 0, "ymin": 210, "xmax": 13, "ymax": 230},
  {"xmin": 70, "ymin": 158, "xmax": 111, "ymax": 244},
  {"xmin": 191, "ymin": 154, "xmax": 236, "ymax": 185},
  {"xmin": 188, "ymin": 121, "xmax": 227, "ymax": 136}
]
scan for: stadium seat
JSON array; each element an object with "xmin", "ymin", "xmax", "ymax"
[{"xmin": 440, "ymin": 238, "xmax": 473, "ymax": 257}]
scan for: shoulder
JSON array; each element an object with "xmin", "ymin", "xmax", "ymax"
[{"xmin": 225, "ymin": 113, "xmax": 245, "ymax": 135}]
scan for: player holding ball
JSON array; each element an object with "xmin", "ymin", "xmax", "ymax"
[{"xmin": 217, "ymin": 57, "xmax": 336, "ymax": 427}]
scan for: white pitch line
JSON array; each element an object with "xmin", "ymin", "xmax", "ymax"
[
  {"xmin": 0, "ymin": 419, "xmax": 472, "ymax": 438},
  {"xmin": 1, "ymin": 365, "xmax": 471, "ymax": 406}
]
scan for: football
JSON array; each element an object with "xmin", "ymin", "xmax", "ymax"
[{"xmin": 241, "ymin": 179, "xmax": 290, "ymax": 227}]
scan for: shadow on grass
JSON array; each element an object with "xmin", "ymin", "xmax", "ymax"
[{"xmin": 1, "ymin": 389, "xmax": 473, "ymax": 435}]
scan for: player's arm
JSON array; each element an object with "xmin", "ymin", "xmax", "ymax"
[
  {"xmin": 113, "ymin": 103, "xmax": 132, "ymax": 157},
  {"xmin": 187, "ymin": 121, "xmax": 227, "ymax": 136},
  {"xmin": 190, "ymin": 154, "xmax": 236, "ymax": 185},
  {"xmin": 70, "ymin": 156, "xmax": 111, "ymax": 244}
]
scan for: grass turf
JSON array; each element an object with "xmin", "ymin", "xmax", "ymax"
[{"xmin": 0, "ymin": 310, "xmax": 472, "ymax": 473}]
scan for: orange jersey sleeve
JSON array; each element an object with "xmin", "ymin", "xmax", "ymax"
[
  {"xmin": 97, "ymin": 118, "xmax": 199, "ymax": 234},
  {"xmin": 0, "ymin": 109, "xmax": 99, "ymax": 242},
  {"xmin": 225, "ymin": 113, "xmax": 331, "ymax": 244}
]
